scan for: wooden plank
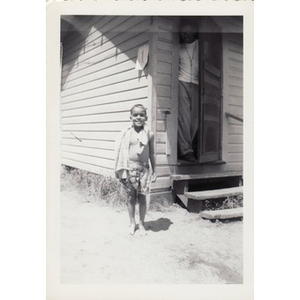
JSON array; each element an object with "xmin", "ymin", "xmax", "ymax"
[
  {"xmin": 157, "ymin": 51, "xmax": 173, "ymax": 63},
  {"xmin": 228, "ymin": 94, "xmax": 243, "ymax": 106},
  {"xmin": 201, "ymin": 162, "xmax": 243, "ymax": 174},
  {"xmin": 156, "ymin": 97, "xmax": 171, "ymax": 109},
  {"xmin": 61, "ymin": 157, "xmax": 115, "ymax": 177},
  {"xmin": 61, "ymin": 151, "xmax": 114, "ymax": 170},
  {"xmin": 228, "ymin": 67, "xmax": 243, "ymax": 78},
  {"xmin": 62, "ymin": 144, "xmax": 115, "ymax": 159},
  {"xmin": 61, "ymin": 122, "xmax": 129, "ymax": 133},
  {"xmin": 156, "ymin": 85, "xmax": 171, "ymax": 98},
  {"xmin": 171, "ymin": 171, "xmax": 242, "ymax": 181},
  {"xmin": 62, "ymin": 76, "xmax": 148, "ymax": 104},
  {"xmin": 63, "ymin": 16, "xmax": 100, "ymax": 52},
  {"xmin": 62, "ymin": 59, "xmax": 135, "ymax": 91},
  {"xmin": 151, "ymin": 176, "xmax": 172, "ymax": 190},
  {"xmin": 64, "ymin": 16, "xmax": 134, "ymax": 64},
  {"xmin": 156, "ymin": 143, "xmax": 166, "ymax": 154},
  {"xmin": 228, "ymin": 76, "xmax": 243, "ymax": 88},
  {"xmin": 227, "ymin": 144, "xmax": 243, "ymax": 154},
  {"xmin": 228, "ymin": 42, "xmax": 243, "ymax": 55},
  {"xmin": 61, "ymin": 130, "xmax": 120, "ymax": 141},
  {"xmin": 227, "ymin": 124, "xmax": 243, "ymax": 134},
  {"xmin": 157, "ymin": 17, "xmax": 173, "ymax": 31},
  {"xmin": 157, "ymin": 40, "xmax": 173, "ymax": 52},
  {"xmin": 64, "ymin": 17, "xmax": 149, "ymax": 68},
  {"xmin": 156, "ymin": 132, "xmax": 166, "ymax": 143},
  {"xmin": 228, "ymin": 58, "xmax": 243, "ymax": 71},
  {"xmin": 156, "ymin": 154, "xmax": 172, "ymax": 165},
  {"xmin": 62, "ymin": 34, "xmax": 149, "ymax": 83},
  {"xmin": 227, "ymin": 153, "xmax": 243, "ymax": 163},
  {"xmin": 228, "ymin": 134, "xmax": 243, "ymax": 144},
  {"xmin": 62, "ymin": 98, "xmax": 145, "ymax": 118},
  {"xmin": 62, "ymin": 87, "xmax": 148, "ymax": 110},
  {"xmin": 64, "ymin": 29, "xmax": 149, "ymax": 74},
  {"xmin": 157, "ymin": 62, "xmax": 172, "ymax": 74},
  {"xmin": 200, "ymin": 207, "xmax": 243, "ymax": 220},
  {"xmin": 156, "ymin": 74, "xmax": 171, "ymax": 86},
  {"xmin": 66, "ymin": 16, "xmax": 147, "ymax": 57},
  {"xmin": 61, "ymin": 111, "xmax": 131, "ymax": 124},
  {"xmin": 155, "ymin": 165, "xmax": 173, "ymax": 177},
  {"xmin": 158, "ymin": 28, "xmax": 173, "ymax": 43},
  {"xmin": 185, "ymin": 186, "xmax": 243, "ymax": 201},
  {"xmin": 228, "ymin": 85, "xmax": 243, "ymax": 97},
  {"xmin": 62, "ymin": 68, "xmax": 147, "ymax": 97},
  {"xmin": 156, "ymin": 120, "xmax": 166, "ymax": 132},
  {"xmin": 227, "ymin": 105, "xmax": 243, "ymax": 116},
  {"xmin": 61, "ymin": 138, "xmax": 115, "ymax": 150}
]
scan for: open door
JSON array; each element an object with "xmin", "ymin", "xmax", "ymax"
[{"xmin": 198, "ymin": 18, "xmax": 223, "ymax": 163}]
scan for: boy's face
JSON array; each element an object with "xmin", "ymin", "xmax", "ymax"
[{"xmin": 130, "ymin": 107, "xmax": 147, "ymax": 127}]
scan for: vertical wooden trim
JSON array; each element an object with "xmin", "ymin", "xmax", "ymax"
[
  {"xmin": 147, "ymin": 17, "xmax": 158, "ymax": 156},
  {"xmin": 222, "ymin": 33, "xmax": 230, "ymax": 162},
  {"xmin": 169, "ymin": 18, "xmax": 180, "ymax": 164}
]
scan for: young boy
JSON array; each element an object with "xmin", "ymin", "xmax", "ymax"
[{"xmin": 115, "ymin": 104, "xmax": 156, "ymax": 236}]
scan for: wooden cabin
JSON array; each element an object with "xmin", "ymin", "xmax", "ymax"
[{"xmin": 60, "ymin": 15, "xmax": 243, "ymax": 211}]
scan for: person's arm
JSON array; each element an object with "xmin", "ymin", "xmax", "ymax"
[{"xmin": 149, "ymin": 131, "xmax": 156, "ymax": 182}]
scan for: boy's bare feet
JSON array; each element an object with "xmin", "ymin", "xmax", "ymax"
[
  {"xmin": 129, "ymin": 223, "xmax": 136, "ymax": 235},
  {"xmin": 139, "ymin": 223, "xmax": 147, "ymax": 236}
]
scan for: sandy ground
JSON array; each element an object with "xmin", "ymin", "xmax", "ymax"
[{"xmin": 60, "ymin": 187, "xmax": 243, "ymax": 284}]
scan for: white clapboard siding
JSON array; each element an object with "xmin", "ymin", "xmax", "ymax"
[
  {"xmin": 62, "ymin": 33, "xmax": 149, "ymax": 89},
  {"xmin": 63, "ymin": 16, "xmax": 147, "ymax": 70},
  {"xmin": 61, "ymin": 138, "xmax": 115, "ymax": 151},
  {"xmin": 61, "ymin": 16, "xmax": 151, "ymax": 175},
  {"xmin": 222, "ymin": 28, "xmax": 243, "ymax": 171},
  {"xmin": 62, "ymin": 87, "xmax": 148, "ymax": 111}
]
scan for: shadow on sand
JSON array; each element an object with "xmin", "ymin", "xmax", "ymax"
[{"xmin": 145, "ymin": 218, "xmax": 173, "ymax": 232}]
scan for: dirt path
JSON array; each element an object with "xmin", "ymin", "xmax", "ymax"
[{"xmin": 60, "ymin": 188, "xmax": 243, "ymax": 284}]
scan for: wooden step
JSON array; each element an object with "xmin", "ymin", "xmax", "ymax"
[
  {"xmin": 200, "ymin": 207, "xmax": 243, "ymax": 220},
  {"xmin": 184, "ymin": 186, "xmax": 243, "ymax": 201},
  {"xmin": 171, "ymin": 171, "xmax": 242, "ymax": 181}
]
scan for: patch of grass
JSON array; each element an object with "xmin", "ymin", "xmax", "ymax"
[
  {"xmin": 60, "ymin": 165, "xmax": 128, "ymax": 208},
  {"xmin": 204, "ymin": 194, "xmax": 243, "ymax": 211},
  {"xmin": 149, "ymin": 196, "xmax": 182, "ymax": 213}
]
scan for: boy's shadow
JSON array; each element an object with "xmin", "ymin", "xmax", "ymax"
[{"xmin": 145, "ymin": 218, "xmax": 173, "ymax": 232}]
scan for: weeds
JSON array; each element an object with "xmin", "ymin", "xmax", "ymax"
[
  {"xmin": 61, "ymin": 165, "xmax": 128, "ymax": 208},
  {"xmin": 204, "ymin": 194, "xmax": 243, "ymax": 211}
]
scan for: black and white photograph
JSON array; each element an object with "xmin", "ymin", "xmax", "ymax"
[{"xmin": 47, "ymin": 1, "xmax": 254, "ymax": 299}]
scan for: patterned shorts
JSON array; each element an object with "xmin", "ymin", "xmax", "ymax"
[{"xmin": 121, "ymin": 161, "xmax": 151, "ymax": 197}]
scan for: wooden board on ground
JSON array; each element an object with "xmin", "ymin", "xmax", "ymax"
[
  {"xmin": 185, "ymin": 186, "xmax": 243, "ymax": 201},
  {"xmin": 200, "ymin": 207, "xmax": 243, "ymax": 220},
  {"xmin": 170, "ymin": 171, "xmax": 242, "ymax": 181}
]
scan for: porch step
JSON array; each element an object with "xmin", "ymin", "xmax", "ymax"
[
  {"xmin": 184, "ymin": 186, "xmax": 243, "ymax": 201},
  {"xmin": 200, "ymin": 207, "xmax": 243, "ymax": 220},
  {"xmin": 171, "ymin": 171, "xmax": 242, "ymax": 182}
]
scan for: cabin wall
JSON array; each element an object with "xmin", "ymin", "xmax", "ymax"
[
  {"xmin": 221, "ymin": 32, "xmax": 243, "ymax": 171},
  {"xmin": 202, "ymin": 17, "xmax": 243, "ymax": 174},
  {"xmin": 61, "ymin": 16, "xmax": 151, "ymax": 175}
]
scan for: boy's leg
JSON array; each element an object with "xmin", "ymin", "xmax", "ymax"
[
  {"xmin": 127, "ymin": 189, "xmax": 137, "ymax": 235},
  {"xmin": 138, "ymin": 194, "xmax": 147, "ymax": 236}
]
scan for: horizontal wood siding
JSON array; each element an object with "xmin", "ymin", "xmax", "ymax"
[
  {"xmin": 222, "ymin": 30, "xmax": 243, "ymax": 171},
  {"xmin": 61, "ymin": 16, "xmax": 151, "ymax": 174}
]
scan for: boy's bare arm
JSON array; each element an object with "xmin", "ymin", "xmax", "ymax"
[{"xmin": 149, "ymin": 132, "xmax": 156, "ymax": 181}]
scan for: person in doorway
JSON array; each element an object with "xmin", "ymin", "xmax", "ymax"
[
  {"xmin": 178, "ymin": 19, "xmax": 199, "ymax": 162},
  {"xmin": 115, "ymin": 104, "xmax": 156, "ymax": 236}
]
